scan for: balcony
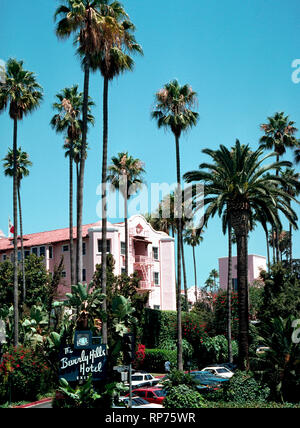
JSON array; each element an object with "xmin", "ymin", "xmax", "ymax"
[
  {"xmin": 134, "ymin": 255, "xmax": 153, "ymax": 265},
  {"xmin": 139, "ymin": 281, "xmax": 154, "ymax": 291}
]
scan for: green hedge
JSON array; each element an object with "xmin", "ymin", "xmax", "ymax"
[
  {"xmin": 142, "ymin": 309, "xmax": 177, "ymax": 348},
  {"xmin": 141, "ymin": 349, "xmax": 177, "ymax": 373}
]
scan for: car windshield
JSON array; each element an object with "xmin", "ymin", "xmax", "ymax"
[
  {"xmin": 217, "ymin": 368, "xmax": 229, "ymax": 373},
  {"xmin": 132, "ymin": 376, "xmax": 143, "ymax": 381},
  {"xmin": 132, "ymin": 398, "xmax": 149, "ymax": 406},
  {"xmin": 154, "ymin": 390, "xmax": 167, "ymax": 397}
]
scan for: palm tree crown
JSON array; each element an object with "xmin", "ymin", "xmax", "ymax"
[
  {"xmin": 259, "ymin": 112, "xmax": 298, "ymax": 159},
  {"xmin": 107, "ymin": 152, "xmax": 145, "ymax": 198},
  {"xmin": 152, "ymin": 79, "xmax": 199, "ymax": 138},
  {"xmin": 3, "ymin": 148, "xmax": 32, "ymax": 183},
  {"xmin": 50, "ymin": 85, "xmax": 95, "ymax": 141},
  {"xmin": 0, "ymin": 58, "xmax": 43, "ymax": 119}
]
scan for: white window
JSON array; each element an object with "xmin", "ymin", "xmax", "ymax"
[
  {"xmin": 31, "ymin": 247, "xmax": 38, "ymax": 256},
  {"xmin": 154, "ymin": 272, "xmax": 160, "ymax": 286},
  {"xmin": 153, "ymin": 247, "xmax": 159, "ymax": 260},
  {"xmin": 2, "ymin": 254, "xmax": 7, "ymax": 262},
  {"xmin": 62, "ymin": 271, "xmax": 67, "ymax": 278},
  {"xmin": 82, "ymin": 269, "xmax": 86, "ymax": 282},
  {"xmin": 62, "ymin": 245, "xmax": 69, "ymax": 252},
  {"xmin": 82, "ymin": 242, "xmax": 86, "ymax": 256},
  {"xmin": 18, "ymin": 251, "xmax": 21, "ymax": 262},
  {"xmin": 24, "ymin": 250, "xmax": 30, "ymax": 259},
  {"xmin": 97, "ymin": 239, "xmax": 111, "ymax": 254},
  {"xmin": 39, "ymin": 246, "xmax": 46, "ymax": 258},
  {"xmin": 49, "ymin": 246, "xmax": 53, "ymax": 259},
  {"xmin": 121, "ymin": 242, "xmax": 126, "ymax": 256}
]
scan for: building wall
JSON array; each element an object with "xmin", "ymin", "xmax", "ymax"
[
  {"xmin": 219, "ymin": 254, "xmax": 267, "ymax": 290},
  {"xmin": 0, "ymin": 215, "xmax": 176, "ymax": 311}
]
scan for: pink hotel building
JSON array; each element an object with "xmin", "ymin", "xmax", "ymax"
[
  {"xmin": 0, "ymin": 215, "xmax": 176, "ymax": 311},
  {"xmin": 218, "ymin": 254, "xmax": 267, "ymax": 290}
]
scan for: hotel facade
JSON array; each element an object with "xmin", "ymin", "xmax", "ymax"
[{"xmin": 0, "ymin": 215, "xmax": 177, "ymax": 311}]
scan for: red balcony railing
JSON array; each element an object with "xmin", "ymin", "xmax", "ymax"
[
  {"xmin": 134, "ymin": 255, "xmax": 153, "ymax": 265},
  {"xmin": 139, "ymin": 281, "xmax": 154, "ymax": 290}
]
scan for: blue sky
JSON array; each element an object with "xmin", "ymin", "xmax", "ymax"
[{"xmin": 1, "ymin": 0, "xmax": 300, "ymax": 288}]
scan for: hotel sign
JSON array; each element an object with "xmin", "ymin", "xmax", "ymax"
[{"xmin": 59, "ymin": 333, "xmax": 107, "ymax": 382}]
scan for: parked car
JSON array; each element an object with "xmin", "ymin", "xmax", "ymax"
[
  {"xmin": 200, "ymin": 366, "xmax": 234, "ymax": 379},
  {"xmin": 190, "ymin": 371, "xmax": 230, "ymax": 390},
  {"xmin": 113, "ymin": 396, "xmax": 163, "ymax": 408},
  {"xmin": 125, "ymin": 372, "xmax": 160, "ymax": 388},
  {"xmin": 127, "ymin": 387, "xmax": 167, "ymax": 405},
  {"xmin": 256, "ymin": 346, "xmax": 270, "ymax": 355}
]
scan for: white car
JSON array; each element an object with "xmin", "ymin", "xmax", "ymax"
[
  {"xmin": 201, "ymin": 366, "xmax": 234, "ymax": 379},
  {"xmin": 114, "ymin": 396, "xmax": 163, "ymax": 408},
  {"xmin": 126, "ymin": 372, "xmax": 160, "ymax": 388}
]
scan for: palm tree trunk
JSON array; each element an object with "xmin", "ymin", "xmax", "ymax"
[
  {"xmin": 13, "ymin": 118, "xmax": 19, "ymax": 346},
  {"xmin": 227, "ymin": 219, "xmax": 233, "ymax": 363},
  {"xmin": 235, "ymin": 230, "xmax": 249, "ymax": 370},
  {"xmin": 17, "ymin": 184, "xmax": 26, "ymax": 305},
  {"xmin": 180, "ymin": 234, "xmax": 188, "ymax": 311},
  {"xmin": 76, "ymin": 56, "xmax": 90, "ymax": 284},
  {"xmin": 175, "ymin": 134, "xmax": 183, "ymax": 371},
  {"xmin": 192, "ymin": 246, "xmax": 198, "ymax": 303},
  {"xmin": 275, "ymin": 155, "xmax": 280, "ymax": 263},
  {"xmin": 124, "ymin": 195, "xmax": 129, "ymax": 275},
  {"xmin": 69, "ymin": 147, "xmax": 75, "ymax": 286},
  {"xmin": 266, "ymin": 229, "xmax": 270, "ymax": 272},
  {"xmin": 101, "ymin": 75, "xmax": 109, "ymax": 345},
  {"xmin": 272, "ymin": 227, "xmax": 276, "ymax": 265},
  {"xmin": 289, "ymin": 223, "xmax": 293, "ymax": 269}
]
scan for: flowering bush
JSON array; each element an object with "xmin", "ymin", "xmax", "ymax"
[{"xmin": 0, "ymin": 346, "xmax": 53, "ymax": 403}]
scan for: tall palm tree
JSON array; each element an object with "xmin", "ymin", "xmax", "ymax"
[
  {"xmin": 184, "ymin": 140, "xmax": 299, "ymax": 370},
  {"xmin": 3, "ymin": 148, "xmax": 32, "ymax": 304},
  {"xmin": 86, "ymin": 4, "xmax": 143, "ymax": 344},
  {"xmin": 50, "ymin": 85, "xmax": 94, "ymax": 285},
  {"xmin": 152, "ymin": 79, "xmax": 199, "ymax": 370},
  {"xmin": 107, "ymin": 152, "xmax": 145, "ymax": 274},
  {"xmin": 295, "ymin": 147, "xmax": 300, "ymax": 164},
  {"xmin": 0, "ymin": 58, "xmax": 43, "ymax": 346},
  {"xmin": 183, "ymin": 227, "xmax": 204, "ymax": 303},
  {"xmin": 259, "ymin": 112, "xmax": 298, "ymax": 262},
  {"xmin": 280, "ymin": 168, "xmax": 300, "ymax": 267},
  {"xmin": 55, "ymin": 0, "xmax": 107, "ymax": 285}
]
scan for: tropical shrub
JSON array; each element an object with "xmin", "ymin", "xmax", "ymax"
[
  {"xmin": 0, "ymin": 346, "xmax": 53, "ymax": 403},
  {"xmin": 141, "ymin": 349, "xmax": 177, "ymax": 372},
  {"xmin": 258, "ymin": 265, "xmax": 300, "ymax": 323},
  {"xmin": 162, "ymin": 369, "xmax": 199, "ymax": 392},
  {"xmin": 223, "ymin": 371, "xmax": 270, "ymax": 404},
  {"xmin": 200, "ymin": 335, "xmax": 238, "ymax": 363},
  {"xmin": 254, "ymin": 316, "xmax": 300, "ymax": 403},
  {"xmin": 163, "ymin": 385, "xmax": 206, "ymax": 409},
  {"xmin": 53, "ymin": 376, "xmax": 101, "ymax": 409}
]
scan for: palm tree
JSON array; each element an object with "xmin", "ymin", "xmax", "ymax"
[
  {"xmin": 259, "ymin": 112, "xmax": 298, "ymax": 262},
  {"xmin": 3, "ymin": 148, "xmax": 32, "ymax": 304},
  {"xmin": 152, "ymin": 79, "xmax": 199, "ymax": 370},
  {"xmin": 184, "ymin": 140, "xmax": 299, "ymax": 370},
  {"xmin": 107, "ymin": 152, "xmax": 145, "ymax": 274},
  {"xmin": 50, "ymin": 85, "xmax": 94, "ymax": 285},
  {"xmin": 183, "ymin": 227, "xmax": 204, "ymax": 303},
  {"xmin": 295, "ymin": 147, "xmax": 300, "ymax": 164},
  {"xmin": 0, "ymin": 58, "xmax": 43, "ymax": 346},
  {"xmin": 55, "ymin": 0, "xmax": 107, "ymax": 284},
  {"xmin": 86, "ymin": 4, "xmax": 143, "ymax": 344},
  {"xmin": 280, "ymin": 168, "xmax": 300, "ymax": 267}
]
